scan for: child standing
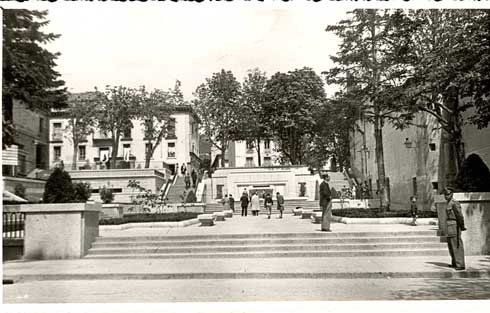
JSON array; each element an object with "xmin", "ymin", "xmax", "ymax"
[{"xmin": 410, "ymin": 196, "xmax": 418, "ymax": 226}]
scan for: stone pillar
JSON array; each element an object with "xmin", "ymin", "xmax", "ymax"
[
  {"xmin": 21, "ymin": 202, "xmax": 101, "ymax": 260},
  {"xmin": 453, "ymin": 193, "xmax": 490, "ymax": 255}
]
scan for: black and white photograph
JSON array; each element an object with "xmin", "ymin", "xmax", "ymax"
[{"xmin": 2, "ymin": 1, "xmax": 490, "ymax": 310}]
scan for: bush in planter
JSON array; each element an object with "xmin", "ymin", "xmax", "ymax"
[
  {"xmin": 332, "ymin": 208, "xmax": 437, "ymax": 218},
  {"xmin": 73, "ymin": 182, "xmax": 91, "ymax": 202},
  {"xmin": 14, "ymin": 183, "xmax": 26, "ymax": 199},
  {"xmin": 185, "ymin": 189, "xmax": 197, "ymax": 203},
  {"xmin": 43, "ymin": 167, "xmax": 75, "ymax": 203},
  {"xmin": 455, "ymin": 153, "xmax": 490, "ymax": 192},
  {"xmin": 99, "ymin": 186, "xmax": 114, "ymax": 204},
  {"xmin": 99, "ymin": 212, "xmax": 199, "ymax": 225}
]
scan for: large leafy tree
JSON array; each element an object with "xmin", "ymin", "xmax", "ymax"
[
  {"xmin": 138, "ymin": 81, "xmax": 180, "ymax": 168},
  {"xmin": 65, "ymin": 93, "xmax": 98, "ymax": 170},
  {"xmin": 398, "ymin": 10, "xmax": 490, "ymax": 187},
  {"xmin": 237, "ymin": 68, "xmax": 271, "ymax": 166},
  {"xmin": 263, "ymin": 67, "xmax": 326, "ymax": 165},
  {"xmin": 2, "ymin": 9, "xmax": 67, "ymax": 149},
  {"xmin": 193, "ymin": 69, "xmax": 242, "ymax": 167},
  {"xmin": 325, "ymin": 9, "xmax": 410, "ymax": 209},
  {"xmin": 95, "ymin": 86, "xmax": 138, "ymax": 169}
]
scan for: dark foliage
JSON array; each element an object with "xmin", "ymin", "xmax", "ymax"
[
  {"xmin": 43, "ymin": 168, "xmax": 75, "ymax": 203},
  {"xmin": 455, "ymin": 154, "xmax": 490, "ymax": 192},
  {"xmin": 99, "ymin": 212, "xmax": 199, "ymax": 225},
  {"xmin": 73, "ymin": 182, "xmax": 91, "ymax": 202},
  {"xmin": 99, "ymin": 186, "xmax": 114, "ymax": 204},
  {"xmin": 185, "ymin": 189, "xmax": 197, "ymax": 203},
  {"xmin": 333, "ymin": 208, "xmax": 437, "ymax": 218}
]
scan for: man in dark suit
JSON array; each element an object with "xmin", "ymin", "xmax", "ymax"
[
  {"xmin": 443, "ymin": 187, "xmax": 466, "ymax": 270},
  {"xmin": 320, "ymin": 174, "xmax": 332, "ymax": 232}
]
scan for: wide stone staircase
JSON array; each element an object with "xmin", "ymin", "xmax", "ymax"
[
  {"xmin": 85, "ymin": 230, "xmax": 447, "ymax": 259},
  {"xmin": 165, "ymin": 176, "xmax": 194, "ymax": 203}
]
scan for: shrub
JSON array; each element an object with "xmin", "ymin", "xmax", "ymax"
[
  {"xmin": 455, "ymin": 154, "xmax": 490, "ymax": 192},
  {"xmin": 99, "ymin": 186, "xmax": 114, "ymax": 204},
  {"xmin": 186, "ymin": 189, "xmax": 197, "ymax": 203},
  {"xmin": 73, "ymin": 182, "xmax": 91, "ymax": 202},
  {"xmin": 43, "ymin": 168, "xmax": 75, "ymax": 203},
  {"xmin": 332, "ymin": 208, "xmax": 437, "ymax": 218},
  {"xmin": 14, "ymin": 183, "xmax": 26, "ymax": 199}
]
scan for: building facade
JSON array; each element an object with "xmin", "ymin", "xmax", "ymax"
[
  {"xmin": 48, "ymin": 104, "xmax": 200, "ymax": 176},
  {"xmin": 2, "ymin": 100, "xmax": 49, "ymax": 178},
  {"xmin": 211, "ymin": 140, "xmax": 282, "ymax": 168},
  {"xmin": 350, "ymin": 110, "xmax": 490, "ymax": 211}
]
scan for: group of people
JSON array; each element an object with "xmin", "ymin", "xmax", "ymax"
[
  {"xmin": 221, "ymin": 189, "xmax": 285, "ymax": 219},
  {"xmin": 179, "ymin": 164, "xmax": 198, "ymax": 189}
]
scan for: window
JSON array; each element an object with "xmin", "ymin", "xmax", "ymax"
[
  {"xmin": 246, "ymin": 141, "xmax": 254, "ymax": 151},
  {"xmin": 166, "ymin": 118, "xmax": 176, "ymax": 139},
  {"xmin": 18, "ymin": 155, "xmax": 26, "ymax": 176},
  {"xmin": 54, "ymin": 146, "xmax": 61, "ymax": 161},
  {"xmin": 216, "ymin": 185, "xmax": 224, "ymax": 199},
  {"xmin": 39, "ymin": 117, "xmax": 44, "ymax": 134},
  {"xmin": 429, "ymin": 143, "xmax": 436, "ymax": 151},
  {"xmin": 432, "ymin": 182, "xmax": 439, "ymax": 190},
  {"xmin": 264, "ymin": 139, "xmax": 270, "ymax": 150},
  {"xmin": 412, "ymin": 177, "xmax": 417, "ymax": 196},
  {"xmin": 245, "ymin": 157, "xmax": 254, "ymax": 167},
  {"xmin": 78, "ymin": 146, "xmax": 86, "ymax": 161},
  {"xmin": 167, "ymin": 142, "xmax": 176, "ymax": 158},
  {"xmin": 123, "ymin": 127, "xmax": 131, "ymax": 139},
  {"xmin": 263, "ymin": 156, "xmax": 272, "ymax": 166},
  {"xmin": 52, "ymin": 122, "xmax": 62, "ymax": 141},
  {"xmin": 99, "ymin": 148, "xmax": 110, "ymax": 162},
  {"xmin": 123, "ymin": 144, "xmax": 131, "ymax": 161}
]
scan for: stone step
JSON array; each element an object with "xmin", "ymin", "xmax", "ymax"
[
  {"xmin": 94, "ymin": 230, "xmax": 438, "ymax": 242},
  {"xmin": 91, "ymin": 236, "xmax": 441, "ymax": 248},
  {"xmin": 87, "ymin": 243, "xmax": 445, "ymax": 255},
  {"xmin": 84, "ymin": 249, "xmax": 448, "ymax": 259}
]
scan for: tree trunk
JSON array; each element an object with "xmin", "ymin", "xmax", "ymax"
[
  {"xmin": 374, "ymin": 116, "xmax": 389, "ymax": 209},
  {"xmin": 72, "ymin": 140, "xmax": 78, "ymax": 170},
  {"xmin": 145, "ymin": 142, "xmax": 151, "ymax": 169},
  {"xmin": 111, "ymin": 132, "xmax": 119, "ymax": 169},
  {"xmin": 256, "ymin": 137, "xmax": 262, "ymax": 167}
]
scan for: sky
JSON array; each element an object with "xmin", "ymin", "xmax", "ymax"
[{"xmin": 38, "ymin": 6, "xmax": 348, "ymax": 100}]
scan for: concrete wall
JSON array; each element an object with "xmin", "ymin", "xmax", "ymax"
[
  {"xmin": 2, "ymin": 176, "xmax": 46, "ymax": 202},
  {"xmin": 454, "ymin": 193, "xmax": 490, "ymax": 255},
  {"xmin": 21, "ymin": 202, "xmax": 101, "ymax": 260},
  {"xmin": 68, "ymin": 169, "xmax": 168, "ymax": 203}
]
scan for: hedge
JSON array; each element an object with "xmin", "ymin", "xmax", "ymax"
[
  {"xmin": 99, "ymin": 212, "xmax": 199, "ymax": 225},
  {"xmin": 332, "ymin": 208, "xmax": 437, "ymax": 218}
]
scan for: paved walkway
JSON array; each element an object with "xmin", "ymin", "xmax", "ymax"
[{"xmin": 99, "ymin": 214, "xmax": 438, "ymax": 237}]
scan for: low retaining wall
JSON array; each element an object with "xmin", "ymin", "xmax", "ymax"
[
  {"xmin": 20, "ymin": 202, "xmax": 101, "ymax": 260},
  {"xmin": 100, "ymin": 218, "xmax": 200, "ymax": 231}
]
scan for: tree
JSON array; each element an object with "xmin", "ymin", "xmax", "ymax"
[
  {"xmin": 2, "ymin": 9, "xmax": 66, "ymax": 149},
  {"xmin": 398, "ymin": 10, "xmax": 490, "ymax": 187},
  {"xmin": 193, "ymin": 69, "xmax": 242, "ymax": 167},
  {"xmin": 263, "ymin": 67, "xmax": 326, "ymax": 165},
  {"xmin": 237, "ymin": 68, "xmax": 271, "ymax": 166},
  {"xmin": 137, "ymin": 82, "xmax": 180, "ymax": 168},
  {"xmin": 66, "ymin": 93, "xmax": 98, "ymax": 170},
  {"xmin": 95, "ymin": 86, "xmax": 138, "ymax": 169},
  {"xmin": 43, "ymin": 167, "xmax": 75, "ymax": 203},
  {"xmin": 325, "ymin": 9, "xmax": 410, "ymax": 209}
]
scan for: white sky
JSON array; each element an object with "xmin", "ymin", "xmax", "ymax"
[{"xmin": 39, "ymin": 6, "xmax": 347, "ymax": 99}]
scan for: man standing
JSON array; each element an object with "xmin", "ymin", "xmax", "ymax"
[
  {"xmin": 240, "ymin": 192, "xmax": 249, "ymax": 217},
  {"xmin": 320, "ymin": 174, "xmax": 332, "ymax": 232},
  {"xmin": 191, "ymin": 169, "xmax": 197, "ymax": 188},
  {"xmin": 276, "ymin": 192, "xmax": 285, "ymax": 219},
  {"xmin": 443, "ymin": 187, "xmax": 466, "ymax": 270},
  {"xmin": 229, "ymin": 194, "xmax": 235, "ymax": 213}
]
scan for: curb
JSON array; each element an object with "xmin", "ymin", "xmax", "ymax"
[
  {"xmin": 5, "ymin": 270, "xmax": 490, "ymax": 282},
  {"xmin": 100, "ymin": 218, "xmax": 200, "ymax": 231},
  {"xmin": 331, "ymin": 216, "xmax": 438, "ymax": 225}
]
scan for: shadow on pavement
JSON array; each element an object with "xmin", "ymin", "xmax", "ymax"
[
  {"xmin": 391, "ymin": 277, "xmax": 490, "ymax": 300},
  {"xmin": 425, "ymin": 261, "xmax": 452, "ymax": 269}
]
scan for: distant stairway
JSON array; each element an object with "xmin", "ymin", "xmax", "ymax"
[
  {"xmin": 86, "ymin": 230, "xmax": 447, "ymax": 259},
  {"xmin": 165, "ymin": 176, "xmax": 195, "ymax": 204}
]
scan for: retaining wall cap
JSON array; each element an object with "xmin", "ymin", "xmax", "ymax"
[
  {"xmin": 453, "ymin": 192, "xmax": 490, "ymax": 202},
  {"xmin": 19, "ymin": 202, "xmax": 102, "ymax": 213}
]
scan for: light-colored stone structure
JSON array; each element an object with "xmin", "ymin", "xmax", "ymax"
[
  {"xmin": 2, "ymin": 176, "xmax": 46, "ymax": 202},
  {"xmin": 21, "ymin": 202, "xmax": 101, "ymax": 260}
]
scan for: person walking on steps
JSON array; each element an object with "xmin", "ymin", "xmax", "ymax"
[
  {"xmin": 251, "ymin": 192, "xmax": 260, "ymax": 216},
  {"xmin": 264, "ymin": 193, "xmax": 273, "ymax": 219},
  {"xmin": 276, "ymin": 192, "xmax": 285, "ymax": 219},
  {"xmin": 410, "ymin": 196, "xmax": 418, "ymax": 226},
  {"xmin": 229, "ymin": 194, "xmax": 235, "ymax": 213},
  {"xmin": 443, "ymin": 187, "xmax": 466, "ymax": 270},
  {"xmin": 240, "ymin": 192, "xmax": 249, "ymax": 216},
  {"xmin": 320, "ymin": 174, "xmax": 332, "ymax": 232}
]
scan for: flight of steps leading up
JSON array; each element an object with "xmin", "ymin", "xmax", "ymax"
[
  {"xmin": 85, "ymin": 230, "xmax": 447, "ymax": 259},
  {"xmin": 165, "ymin": 176, "xmax": 195, "ymax": 203}
]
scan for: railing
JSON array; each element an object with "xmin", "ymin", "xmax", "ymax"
[
  {"xmin": 56, "ymin": 161, "xmax": 172, "ymax": 171},
  {"xmin": 3, "ymin": 212, "xmax": 25, "ymax": 239}
]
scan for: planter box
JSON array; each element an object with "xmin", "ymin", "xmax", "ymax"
[
  {"xmin": 452, "ymin": 192, "xmax": 490, "ymax": 255},
  {"xmin": 101, "ymin": 203, "xmax": 124, "ymax": 219},
  {"xmin": 20, "ymin": 202, "xmax": 101, "ymax": 260}
]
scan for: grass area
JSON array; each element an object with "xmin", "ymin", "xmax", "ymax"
[
  {"xmin": 333, "ymin": 208, "xmax": 437, "ymax": 218},
  {"xmin": 99, "ymin": 212, "xmax": 199, "ymax": 225}
]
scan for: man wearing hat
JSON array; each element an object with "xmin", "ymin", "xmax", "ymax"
[
  {"xmin": 443, "ymin": 187, "xmax": 466, "ymax": 270},
  {"xmin": 320, "ymin": 174, "xmax": 332, "ymax": 232}
]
